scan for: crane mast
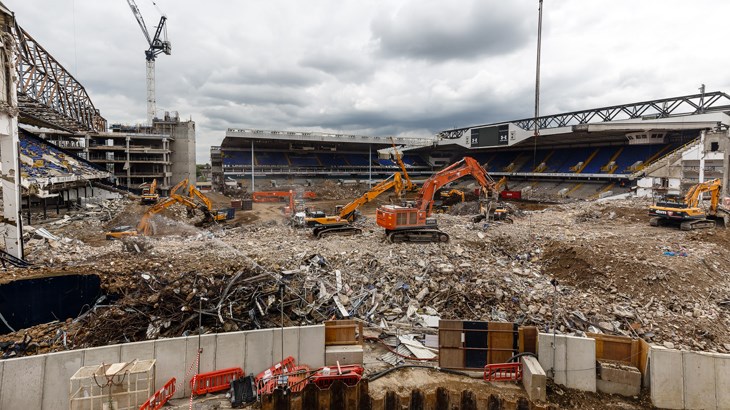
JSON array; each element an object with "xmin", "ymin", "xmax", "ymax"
[{"xmin": 126, "ymin": 0, "xmax": 171, "ymax": 125}]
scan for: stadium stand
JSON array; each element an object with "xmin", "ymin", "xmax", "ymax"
[{"xmin": 19, "ymin": 135, "xmax": 108, "ymax": 182}]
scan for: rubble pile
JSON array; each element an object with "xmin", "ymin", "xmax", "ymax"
[{"xmin": 1, "ymin": 197, "xmax": 729, "ymax": 357}]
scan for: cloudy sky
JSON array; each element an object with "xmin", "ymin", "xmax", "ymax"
[{"xmin": 8, "ymin": 1, "xmax": 730, "ymax": 162}]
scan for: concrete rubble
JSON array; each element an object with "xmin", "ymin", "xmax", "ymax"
[{"xmin": 0, "ymin": 196, "xmax": 728, "ymax": 361}]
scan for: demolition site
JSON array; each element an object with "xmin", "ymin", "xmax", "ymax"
[{"xmin": 0, "ymin": 1, "xmax": 730, "ymax": 410}]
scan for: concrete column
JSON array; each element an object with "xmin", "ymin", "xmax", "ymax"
[
  {"xmin": 369, "ymin": 144, "xmax": 372, "ymax": 188},
  {"xmin": 56, "ymin": 194, "xmax": 60, "ymax": 215},
  {"xmin": 0, "ymin": 15, "xmax": 23, "ymax": 258},
  {"xmin": 42, "ymin": 198, "xmax": 47, "ymax": 219},
  {"xmin": 126, "ymin": 136, "xmax": 131, "ymax": 187},
  {"xmin": 251, "ymin": 140, "xmax": 255, "ymax": 192},
  {"xmin": 699, "ymin": 129, "xmax": 706, "ymax": 183},
  {"xmin": 26, "ymin": 195, "xmax": 31, "ymax": 225},
  {"xmin": 720, "ymin": 129, "xmax": 730, "ymax": 197}
]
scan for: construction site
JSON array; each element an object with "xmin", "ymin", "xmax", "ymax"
[{"xmin": 0, "ymin": 1, "xmax": 730, "ymax": 409}]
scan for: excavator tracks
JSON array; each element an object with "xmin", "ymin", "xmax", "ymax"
[
  {"xmin": 386, "ymin": 229, "xmax": 449, "ymax": 243},
  {"xmin": 313, "ymin": 226, "xmax": 363, "ymax": 239}
]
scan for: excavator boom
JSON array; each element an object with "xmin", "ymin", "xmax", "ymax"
[
  {"xmin": 305, "ymin": 173, "xmax": 405, "ymax": 238},
  {"xmin": 649, "ymin": 178, "xmax": 728, "ymax": 230},
  {"xmin": 390, "ymin": 138, "xmax": 415, "ymax": 191},
  {"xmin": 376, "ymin": 156, "xmax": 497, "ymax": 243}
]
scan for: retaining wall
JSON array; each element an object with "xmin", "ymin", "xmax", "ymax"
[
  {"xmin": 649, "ymin": 346, "xmax": 730, "ymax": 410},
  {"xmin": 537, "ymin": 332, "xmax": 596, "ymax": 392},
  {"xmin": 0, "ymin": 325, "xmax": 324, "ymax": 409}
]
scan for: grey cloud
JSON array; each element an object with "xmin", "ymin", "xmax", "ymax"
[{"xmin": 371, "ymin": 0, "xmax": 533, "ymax": 61}]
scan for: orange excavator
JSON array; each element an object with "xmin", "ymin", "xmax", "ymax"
[
  {"xmin": 188, "ymin": 184, "xmax": 235, "ymax": 224},
  {"xmin": 106, "ymin": 192, "xmax": 199, "ymax": 239},
  {"xmin": 376, "ymin": 157, "xmax": 497, "ymax": 243},
  {"xmin": 303, "ymin": 172, "xmax": 405, "ymax": 238},
  {"xmin": 140, "ymin": 179, "xmax": 159, "ymax": 204}
]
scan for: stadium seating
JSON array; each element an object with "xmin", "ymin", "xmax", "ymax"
[
  {"xmin": 255, "ymin": 152, "xmax": 289, "ymax": 166},
  {"xmin": 222, "ymin": 151, "xmax": 251, "ymax": 166},
  {"xmin": 19, "ymin": 136, "xmax": 106, "ymax": 180},
  {"xmin": 288, "ymin": 154, "xmax": 321, "ymax": 167},
  {"xmin": 581, "ymin": 147, "xmax": 619, "ymax": 174}
]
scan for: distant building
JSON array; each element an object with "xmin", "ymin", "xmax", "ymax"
[{"xmin": 31, "ymin": 111, "xmax": 196, "ymax": 192}]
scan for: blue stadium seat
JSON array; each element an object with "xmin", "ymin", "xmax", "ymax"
[
  {"xmin": 288, "ymin": 154, "xmax": 320, "ymax": 167},
  {"xmin": 318, "ymin": 153, "xmax": 349, "ymax": 166},
  {"xmin": 255, "ymin": 152, "xmax": 289, "ymax": 166}
]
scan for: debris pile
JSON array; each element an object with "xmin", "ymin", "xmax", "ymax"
[{"xmin": 1, "ymin": 197, "xmax": 729, "ymax": 357}]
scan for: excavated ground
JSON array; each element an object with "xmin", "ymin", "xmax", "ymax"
[{"xmin": 2, "ymin": 189, "xmax": 729, "ymax": 408}]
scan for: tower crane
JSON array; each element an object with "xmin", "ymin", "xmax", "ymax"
[{"xmin": 126, "ymin": 0, "xmax": 171, "ymax": 125}]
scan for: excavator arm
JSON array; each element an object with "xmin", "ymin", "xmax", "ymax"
[
  {"xmin": 390, "ymin": 138, "xmax": 415, "ymax": 191},
  {"xmin": 684, "ymin": 179, "xmax": 722, "ymax": 209},
  {"xmin": 169, "ymin": 178, "xmax": 189, "ymax": 196},
  {"xmin": 416, "ymin": 157, "xmax": 495, "ymax": 215},
  {"xmin": 338, "ymin": 173, "xmax": 404, "ymax": 221},
  {"xmin": 188, "ymin": 184, "xmax": 214, "ymax": 212}
]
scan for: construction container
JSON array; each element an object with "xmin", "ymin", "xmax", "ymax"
[
  {"xmin": 500, "ymin": 190, "xmax": 522, "ymax": 200},
  {"xmin": 241, "ymin": 199, "xmax": 253, "ymax": 210},
  {"xmin": 69, "ymin": 359, "xmax": 155, "ymax": 410},
  {"xmin": 230, "ymin": 199, "xmax": 243, "ymax": 209}
]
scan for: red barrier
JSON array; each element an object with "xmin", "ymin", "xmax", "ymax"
[
  {"xmin": 190, "ymin": 367, "xmax": 244, "ymax": 396},
  {"xmin": 254, "ymin": 356, "xmax": 296, "ymax": 385},
  {"xmin": 483, "ymin": 362, "xmax": 522, "ymax": 382},
  {"xmin": 257, "ymin": 365, "xmax": 311, "ymax": 395},
  {"xmin": 139, "ymin": 377, "xmax": 176, "ymax": 410},
  {"xmin": 310, "ymin": 364, "xmax": 364, "ymax": 390}
]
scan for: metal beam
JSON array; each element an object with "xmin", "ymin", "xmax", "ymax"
[
  {"xmin": 12, "ymin": 20, "xmax": 106, "ymax": 133},
  {"xmin": 439, "ymin": 91, "xmax": 730, "ymax": 138}
]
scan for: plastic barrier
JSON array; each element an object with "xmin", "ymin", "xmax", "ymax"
[
  {"xmin": 190, "ymin": 367, "xmax": 244, "ymax": 396},
  {"xmin": 139, "ymin": 377, "xmax": 176, "ymax": 410},
  {"xmin": 254, "ymin": 356, "xmax": 296, "ymax": 385},
  {"xmin": 257, "ymin": 365, "xmax": 310, "ymax": 395},
  {"xmin": 310, "ymin": 364, "xmax": 364, "ymax": 390},
  {"xmin": 483, "ymin": 362, "xmax": 523, "ymax": 382}
]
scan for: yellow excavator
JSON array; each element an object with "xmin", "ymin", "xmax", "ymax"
[
  {"xmin": 303, "ymin": 172, "xmax": 405, "ymax": 238},
  {"xmin": 140, "ymin": 179, "xmax": 159, "ymax": 204},
  {"xmin": 106, "ymin": 193, "xmax": 199, "ymax": 239},
  {"xmin": 649, "ymin": 178, "xmax": 729, "ymax": 230},
  {"xmin": 188, "ymin": 184, "xmax": 235, "ymax": 224}
]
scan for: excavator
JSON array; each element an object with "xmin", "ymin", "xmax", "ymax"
[
  {"xmin": 376, "ymin": 157, "xmax": 497, "ymax": 243},
  {"xmin": 649, "ymin": 178, "xmax": 729, "ymax": 231},
  {"xmin": 140, "ymin": 179, "xmax": 159, "ymax": 204},
  {"xmin": 303, "ymin": 172, "xmax": 405, "ymax": 238},
  {"xmin": 188, "ymin": 184, "xmax": 235, "ymax": 224},
  {"xmin": 389, "ymin": 138, "xmax": 417, "ymax": 192},
  {"xmin": 106, "ymin": 193, "xmax": 199, "ymax": 239}
]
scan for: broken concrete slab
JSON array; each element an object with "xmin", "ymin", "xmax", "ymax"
[
  {"xmin": 596, "ymin": 362, "xmax": 640, "ymax": 397},
  {"xmin": 325, "ymin": 345, "xmax": 364, "ymax": 366}
]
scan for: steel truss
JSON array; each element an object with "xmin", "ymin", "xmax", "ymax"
[
  {"xmin": 12, "ymin": 21, "xmax": 106, "ymax": 133},
  {"xmin": 439, "ymin": 91, "xmax": 730, "ymax": 139}
]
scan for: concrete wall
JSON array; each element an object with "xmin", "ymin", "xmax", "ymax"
[
  {"xmin": 537, "ymin": 333, "xmax": 596, "ymax": 392},
  {"xmin": 171, "ymin": 120, "xmax": 196, "ymax": 187},
  {"xmin": 0, "ymin": 325, "xmax": 324, "ymax": 409},
  {"xmin": 649, "ymin": 346, "xmax": 730, "ymax": 409}
]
